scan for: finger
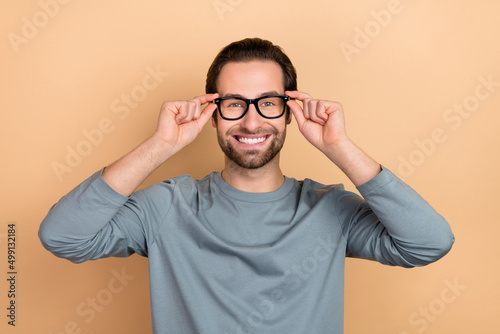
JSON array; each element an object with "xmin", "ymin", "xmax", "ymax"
[
  {"xmin": 177, "ymin": 93, "xmax": 217, "ymax": 124},
  {"xmin": 174, "ymin": 101, "xmax": 190, "ymax": 124},
  {"xmin": 174, "ymin": 100, "xmax": 197, "ymax": 124},
  {"xmin": 285, "ymin": 90, "xmax": 313, "ymax": 102},
  {"xmin": 303, "ymin": 98, "xmax": 316, "ymax": 122},
  {"xmin": 316, "ymin": 101, "xmax": 329, "ymax": 123},
  {"xmin": 305, "ymin": 99, "xmax": 326, "ymax": 126},
  {"xmin": 164, "ymin": 101, "xmax": 184, "ymax": 115},
  {"xmin": 181, "ymin": 93, "xmax": 219, "ymax": 124},
  {"xmin": 196, "ymin": 102, "xmax": 218, "ymax": 127},
  {"xmin": 287, "ymin": 100, "xmax": 306, "ymax": 126},
  {"xmin": 193, "ymin": 93, "xmax": 219, "ymax": 105}
]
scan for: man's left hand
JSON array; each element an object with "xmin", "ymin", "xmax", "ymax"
[{"xmin": 286, "ymin": 90, "xmax": 349, "ymax": 154}]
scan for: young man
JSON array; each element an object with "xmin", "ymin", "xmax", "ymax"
[{"xmin": 39, "ymin": 38, "xmax": 454, "ymax": 333}]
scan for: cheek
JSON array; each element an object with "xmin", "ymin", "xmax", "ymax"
[{"xmin": 273, "ymin": 119, "xmax": 288, "ymax": 132}]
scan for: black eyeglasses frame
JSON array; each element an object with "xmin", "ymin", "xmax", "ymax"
[{"xmin": 214, "ymin": 95, "xmax": 290, "ymax": 121}]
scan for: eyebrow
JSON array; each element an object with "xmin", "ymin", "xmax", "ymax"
[{"xmin": 221, "ymin": 91, "xmax": 283, "ymax": 99}]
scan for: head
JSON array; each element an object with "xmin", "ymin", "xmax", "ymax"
[
  {"xmin": 206, "ymin": 38, "xmax": 297, "ymax": 123},
  {"xmin": 205, "ymin": 38, "xmax": 298, "ymax": 170}
]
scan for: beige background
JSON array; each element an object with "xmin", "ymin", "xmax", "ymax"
[{"xmin": 1, "ymin": 0, "xmax": 499, "ymax": 333}]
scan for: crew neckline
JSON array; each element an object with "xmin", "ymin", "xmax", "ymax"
[{"xmin": 212, "ymin": 172, "xmax": 295, "ymax": 203}]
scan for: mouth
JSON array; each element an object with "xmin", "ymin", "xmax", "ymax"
[{"xmin": 233, "ymin": 135, "xmax": 270, "ymax": 145}]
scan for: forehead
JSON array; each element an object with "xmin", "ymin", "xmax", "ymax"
[{"xmin": 216, "ymin": 61, "xmax": 284, "ymax": 97}]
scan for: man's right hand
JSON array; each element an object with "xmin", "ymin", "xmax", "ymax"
[
  {"xmin": 152, "ymin": 93, "xmax": 219, "ymax": 156},
  {"xmin": 101, "ymin": 93, "xmax": 218, "ymax": 197}
]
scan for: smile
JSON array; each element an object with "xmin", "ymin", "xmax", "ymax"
[{"xmin": 235, "ymin": 135, "xmax": 268, "ymax": 145}]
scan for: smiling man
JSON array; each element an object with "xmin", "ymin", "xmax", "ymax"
[
  {"xmin": 39, "ymin": 38, "xmax": 454, "ymax": 333},
  {"xmin": 213, "ymin": 60, "xmax": 290, "ymax": 190}
]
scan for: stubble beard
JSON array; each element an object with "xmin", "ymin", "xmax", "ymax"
[{"xmin": 217, "ymin": 127, "xmax": 287, "ymax": 169}]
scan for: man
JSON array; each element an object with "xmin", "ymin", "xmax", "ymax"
[{"xmin": 39, "ymin": 38, "xmax": 454, "ymax": 333}]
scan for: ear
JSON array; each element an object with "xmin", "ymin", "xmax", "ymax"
[
  {"xmin": 211, "ymin": 115, "xmax": 217, "ymax": 128},
  {"xmin": 285, "ymin": 108, "xmax": 292, "ymax": 125}
]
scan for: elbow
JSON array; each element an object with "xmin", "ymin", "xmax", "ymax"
[
  {"xmin": 38, "ymin": 218, "xmax": 66, "ymax": 253},
  {"xmin": 427, "ymin": 220, "xmax": 455, "ymax": 262},
  {"xmin": 433, "ymin": 229, "xmax": 455, "ymax": 261},
  {"xmin": 38, "ymin": 222, "xmax": 88, "ymax": 264},
  {"xmin": 408, "ymin": 230, "xmax": 455, "ymax": 267},
  {"xmin": 390, "ymin": 228, "xmax": 455, "ymax": 268},
  {"xmin": 38, "ymin": 221, "xmax": 56, "ymax": 251},
  {"xmin": 38, "ymin": 207, "xmax": 63, "ymax": 252},
  {"xmin": 414, "ymin": 216, "xmax": 456, "ymax": 266}
]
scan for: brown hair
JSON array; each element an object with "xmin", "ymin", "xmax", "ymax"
[{"xmin": 205, "ymin": 37, "xmax": 297, "ymax": 94}]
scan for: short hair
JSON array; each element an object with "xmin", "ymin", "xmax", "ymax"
[{"xmin": 205, "ymin": 37, "xmax": 297, "ymax": 94}]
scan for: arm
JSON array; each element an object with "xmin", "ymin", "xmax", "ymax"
[
  {"xmin": 102, "ymin": 93, "xmax": 219, "ymax": 196},
  {"xmin": 340, "ymin": 167, "xmax": 454, "ymax": 267},
  {"xmin": 286, "ymin": 91, "xmax": 454, "ymax": 265},
  {"xmin": 39, "ymin": 93, "xmax": 218, "ymax": 262}
]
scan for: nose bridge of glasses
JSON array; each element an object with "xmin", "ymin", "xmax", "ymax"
[
  {"xmin": 248, "ymin": 98, "xmax": 260, "ymax": 112},
  {"xmin": 242, "ymin": 99, "xmax": 262, "ymax": 124}
]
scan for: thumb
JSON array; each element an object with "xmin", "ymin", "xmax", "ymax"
[
  {"xmin": 287, "ymin": 100, "xmax": 306, "ymax": 126},
  {"xmin": 196, "ymin": 102, "xmax": 217, "ymax": 127}
]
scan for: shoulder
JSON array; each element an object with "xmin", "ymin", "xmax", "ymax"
[
  {"xmin": 297, "ymin": 177, "xmax": 346, "ymax": 194},
  {"xmin": 292, "ymin": 177, "xmax": 355, "ymax": 206},
  {"xmin": 130, "ymin": 173, "xmax": 214, "ymax": 203}
]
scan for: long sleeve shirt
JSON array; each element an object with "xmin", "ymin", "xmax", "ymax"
[{"xmin": 39, "ymin": 166, "xmax": 454, "ymax": 333}]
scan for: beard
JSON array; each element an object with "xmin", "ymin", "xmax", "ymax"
[{"xmin": 217, "ymin": 126, "xmax": 287, "ymax": 169}]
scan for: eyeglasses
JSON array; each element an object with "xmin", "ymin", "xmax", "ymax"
[{"xmin": 214, "ymin": 95, "xmax": 290, "ymax": 120}]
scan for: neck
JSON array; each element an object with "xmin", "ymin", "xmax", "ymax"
[{"xmin": 221, "ymin": 155, "xmax": 285, "ymax": 193}]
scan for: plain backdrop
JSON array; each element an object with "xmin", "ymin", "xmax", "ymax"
[{"xmin": 1, "ymin": 1, "xmax": 499, "ymax": 333}]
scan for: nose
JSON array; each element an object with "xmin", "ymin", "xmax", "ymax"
[{"xmin": 240, "ymin": 103, "xmax": 263, "ymax": 131}]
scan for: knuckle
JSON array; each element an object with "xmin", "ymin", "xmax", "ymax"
[
  {"xmin": 161, "ymin": 101, "xmax": 171, "ymax": 109},
  {"xmin": 188, "ymin": 100, "xmax": 200, "ymax": 109}
]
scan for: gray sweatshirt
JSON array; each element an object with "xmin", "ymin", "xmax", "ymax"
[{"xmin": 39, "ymin": 166, "xmax": 454, "ymax": 333}]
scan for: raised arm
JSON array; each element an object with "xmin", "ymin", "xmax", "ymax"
[
  {"xmin": 286, "ymin": 91, "xmax": 454, "ymax": 266},
  {"xmin": 39, "ymin": 94, "xmax": 218, "ymax": 262},
  {"xmin": 102, "ymin": 93, "xmax": 219, "ymax": 196},
  {"xmin": 286, "ymin": 90, "xmax": 381, "ymax": 187}
]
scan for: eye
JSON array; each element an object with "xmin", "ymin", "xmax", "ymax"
[
  {"xmin": 222, "ymin": 99, "xmax": 246, "ymax": 108},
  {"xmin": 260, "ymin": 101, "xmax": 276, "ymax": 107}
]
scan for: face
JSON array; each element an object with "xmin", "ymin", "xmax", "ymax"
[{"xmin": 213, "ymin": 61, "xmax": 290, "ymax": 170}]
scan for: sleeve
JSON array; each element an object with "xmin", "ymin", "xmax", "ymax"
[
  {"xmin": 38, "ymin": 169, "xmax": 173, "ymax": 263},
  {"xmin": 339, "ymin": 166, "xmax": 455, "ymax": 268}
]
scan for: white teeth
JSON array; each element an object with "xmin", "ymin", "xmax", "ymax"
[{"xmin": 238, "ymin": 136, "xmax": 266, "ymax": 144}]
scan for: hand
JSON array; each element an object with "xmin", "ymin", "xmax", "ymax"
[
  {"xmin": 153, "ymin": 93, "xmax": 219, "ymax": 155},
  {"xmin": 102, "ymin": 93, "xmax": 219, "ymax": 196},
  {"xmin": 286, "ymin": 90, "xmax": 381, "ymax": 186},
  {"xmin": 286, "ymin": 90, "xmax": 348, "ymax": 154}
]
